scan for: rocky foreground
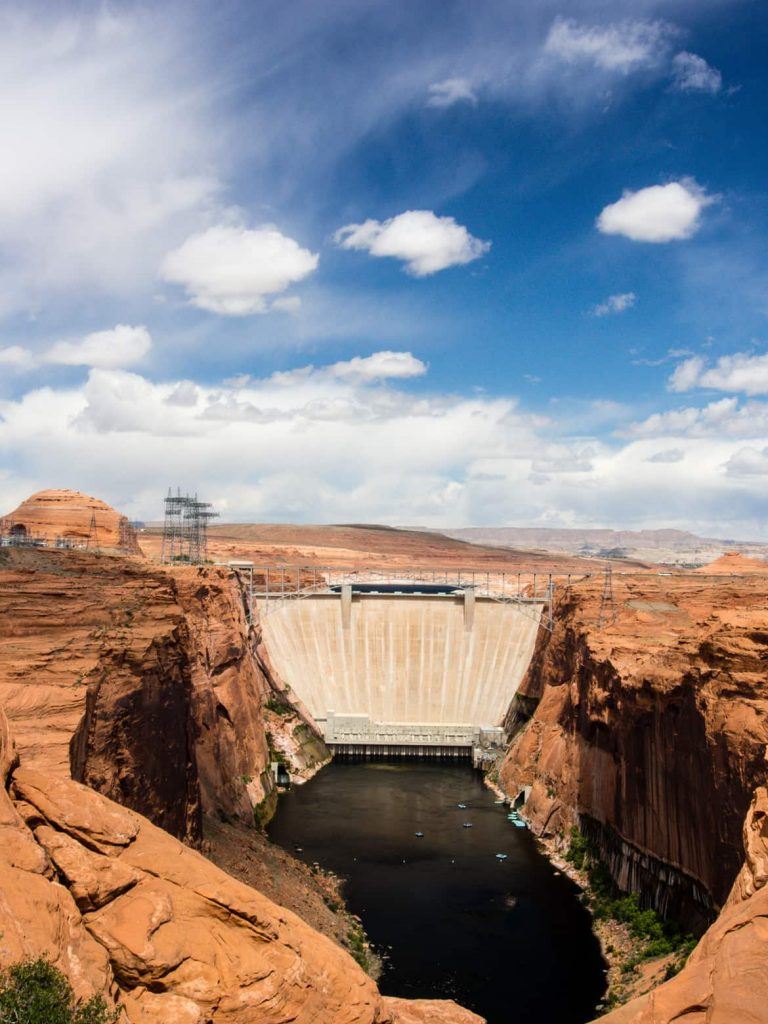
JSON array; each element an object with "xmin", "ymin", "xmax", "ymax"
[
  {"xmin": 0, "ymin": 704, "xmax": 480, "ymax": 1024},
  {"xmin": 498, "ymin": 554, "xmax": 768, "ymax": 1022},
  {"xmin": 0, "ymin": 540, "xmax": 481, "ymax": 1024}
]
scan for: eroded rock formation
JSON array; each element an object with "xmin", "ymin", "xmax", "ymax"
[
  {"xmin": 0, "ymin": 706, "xmax": 482, "ymax": 1024},
  {"xmin": 0, "ymin": 546, "xmax": 328, "ymax": 841},
  {"xmin": 1, "ymin": 489, "xmax": 142, "ymax": 554},
  {"xmin": 496, "ymin": 568, "xmax": 768, "ymax": 1020},
  {"xmin": 500, "ymin": 570, "xmax": 768, "ymax": 921}
]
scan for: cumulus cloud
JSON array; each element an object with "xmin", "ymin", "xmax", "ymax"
[
  {"xmin": 268, "ymin": 351, "xmax": 428, "ymax": 387},
  {"xmin": 627, "ymin": 397, "xmax": 768, "ymax": 439},
  {"xmin": 671, "ymin": 52, "xmax": 722, "ymax": 94},
  {"xmin": 597, "ymin": 180, "xmax": 712, "ymax": 243},
  {"xmin": 0, "ymin": 325, "xmax": 151, "ymax": 373},
  {"xmin": 668, "ymin": 355, "xmax": 707, "ymax": 392},
  {"xmin": 45, "ymin": 325, "xmax": 152, "ymax": 369},
  {"xmin": 3, "ymin": 353, "xmax": 768, "ymax": 539},
  {"xmin": 326, "ymin": 351, "xmax": 427, "ymax": 382},
  {"xmin": 161, "ymin": 225, "xmax": 319, "ymax": 315},
  {"xmin": 544, "ymin": 18, "xmax": 673, "ymax": 73},
  {"xmin": 426, "ymin": 78, "xmax": 477, "ymax": 108},
  {"xmin": 592, "ymin": 292, "xmax": 636, "ymax": 317},
  {"xmin": 334, "ymin": 210, "xmax": 490, "ymax": 276},
  {"xmin": 669, "ymin": 351, "xmax": 768, "ymax": 396}
]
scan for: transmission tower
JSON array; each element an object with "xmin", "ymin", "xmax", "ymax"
[
  {"xmin": 161, "ymin": 488, "xmax": 219, "ymax": 564},
  {"xmin": 184, "ymin": 494, "xmax": 219, "ymax": 564},
  {"xmin": 597, "ymin": 564, "xmax": 617, "ymax": 628},
  {"xmin": 161, "ymin": 488, "xmax": 186, "ymax": 562},
  {"xmin": 117, "ymin": 516, "xmax": 138, "ymax": 551},
  {"xmin": 85, "ymin": 512, "xmax": 100, "ymax": 553}
]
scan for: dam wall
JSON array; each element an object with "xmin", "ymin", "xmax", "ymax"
[{"xmin": 259, "ymin": 591, "xmax": 542, "ymax": 748}]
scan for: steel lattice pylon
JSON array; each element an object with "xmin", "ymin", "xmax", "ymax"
[
  {"xmin": 597, "ymin": 564, "xmax": 617, "ymax": 628},
  {"xmin": 161, "ymin": 488, "xmax": 219, "ymax": 564}
]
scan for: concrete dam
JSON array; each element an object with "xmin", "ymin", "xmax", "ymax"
[{"xmin": 258, "ymin": 579, "xmax": 545, "ymax": 757}]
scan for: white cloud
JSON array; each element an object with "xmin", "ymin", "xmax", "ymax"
[
  {"xmin": 335, "ymin": 210, "xmax": 490, "ymax": 277},
  {"xmin": 671, "ymin": 52, "xmax": 722, "ymax": 94},
  {"xmin": 426, "ymin": 78, "xmax": 477, "ymax": 108},
  {"xmin": 326, "ymin": 351, "xmax": 427, "ymax": 382},
  {"xmin": 597, "ymin": 180, "xmax": 712, "ymax": 243},
  {"xmin": 0, "ymin": 8, "xmax": 221, "ymax": 313},
  {"xmin": 0, "ymin": 346, "xmax": 36, "ymax": 371},
  {"xmin": 4, "ymin": 355, "xmax": 768, "ymax": 539},
  {"xmin": 725, "ymin": 447, "xmax": 768, "ymax": 476},
  {"xmin": 0, "ymin": 325, "xmax": 151, "ymax": 373},
  {"xmin": 627, "ymin": 397, "xmax": 768, "ymax": 439},
  {"xmin": 593, "ymin": 291, "xmax": 636, "ymax": 317},
  {"xmin": 544, "ymin": 18, "xmax": 672, "ymax": 73},
  {"xmin": 161, "ymin": 225, "xmax": 319, "ymax": 316},
  {"xmin": 669, "ymin": 351, "xmax": 768, "ymax": 396},
  {"xmin": 668, "ymin": 355, "xmax": 707, "ymax": 392},
  {"xmin": 45, "ymin": 325, "xmax": 152, "ymax": 369},
  {"xmin": 196, "ymin": 350, "xmax": 427, "ymax": 397}
]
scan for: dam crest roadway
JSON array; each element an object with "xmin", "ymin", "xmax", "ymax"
[{"xmin": 253, "ymin": 566, "xmax": 553, "ymax": 760}]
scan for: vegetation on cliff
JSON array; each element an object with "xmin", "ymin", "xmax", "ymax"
[
  {"xmin": 0, "ymin": 959, "xmax": 116, "ymax": 1024},
  {"xmin": 565, "ymin": 828, "xmax": 696, "ymax": 1010}
]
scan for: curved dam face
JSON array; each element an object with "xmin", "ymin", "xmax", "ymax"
[{"xmin": 259, "ymin": 587, "xmax": 542, "ymax": 754}]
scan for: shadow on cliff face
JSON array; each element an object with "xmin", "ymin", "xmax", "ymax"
[
  {"xmin": 0, "ymin": 702, "xmax": 484, "ymax": 1024},
  {"xmin": 497, "ymin": 570, "xmax": 768, "ymax": 1021},
  {"xmin": 0, "ymin": 547, "xmax": 328, "ymax": 844}
]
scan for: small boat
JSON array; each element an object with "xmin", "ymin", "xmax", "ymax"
[
  {"xmin": 512, "ymin": 819, "xmax": 526, "ymax": 829},
  {"xmin": 495, "ymin": 853, "xmax": 508, "ymax": 860},
  {"xmin": 507, "ymin": 813, "xmax": 519, "ymax": 820},
  {"xmin": 414, "ymin": 831, "xmax": 424, "ymax": 838},
  {"xmin": 494, "ymin": 798, "xmax": 505, "ymax": 805},
  {"xmin": 457, "ymin": 803, "xmax": 467, "ymax": 809},
  {"xmin": 462, "ymin": 822, "xmax": 473, "ymax": 828}
]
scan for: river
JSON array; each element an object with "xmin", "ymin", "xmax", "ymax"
[{"xmin": 268, "ymin": 760, "xmax": 606, "ymax": 1024}]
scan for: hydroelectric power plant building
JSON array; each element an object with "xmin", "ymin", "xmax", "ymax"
[{"xmin": 257, "ymin": 572, "xmax": 549, "ymax": 760}]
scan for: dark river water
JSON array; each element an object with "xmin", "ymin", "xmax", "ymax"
[{"xmin": 268, "ymin": 761, "xmax": 606, "ymax": 1024}]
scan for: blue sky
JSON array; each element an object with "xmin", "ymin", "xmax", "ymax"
[{"xmin": 1, "ymin": 0, "xmax": 767, "ymax": 536}]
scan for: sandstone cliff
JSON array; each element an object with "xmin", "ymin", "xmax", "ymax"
[
  {"xmin": 496, "ymin": 569, "xmax": 768, "ymax": 1021},
  {"xmin": 0, "ymin": 706, "xmax": 482, "ymax": 1024},
  {"xmin": 597, "ymin": 787, "xmax": 768, "ymax": 1023},
  {"xmin": 499, "ymin": 571, "xmax": 768, "ymax": 922},
  {"xmin": 1, "ymin": 489, "xmax": 142, "ymax": 554},
  {"xmin": 0, "ymin": 546, "xmax": 328, "ymax": 842}
]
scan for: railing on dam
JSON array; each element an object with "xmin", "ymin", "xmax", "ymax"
[
  {"xmin": 249, "ymin": 564, "xmax": 557, "ymax": 630},
  {"xmin": 252, "ymin": 568, "xmax": 550, "ymax": 755}
]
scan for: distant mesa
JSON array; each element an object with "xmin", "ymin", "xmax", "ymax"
[
  {"xmin": 0, "ymin": 488, "xmax": 142, "ymax": 555},
  {"xmin": 697, "ymin": 551, "xmax": 768, "ymax": 574}
]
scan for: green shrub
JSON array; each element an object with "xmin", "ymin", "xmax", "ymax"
[
  {"xmin": 265, "ymin": 697, "xmax": 292, "ymax": 717},
  {"xmin": 0, "ymin": 958, "xmax": 118, "ymax": 1024},
  {"xmin": 252, "ymin": 788, "xmax": 278, "ymax": 828},
  {"xmin": 346, "ymin": 924, "xmax": 370, "ymax": 973},
  {"xmin": 565, "ymin": 826, "xmax": 589, "ymax": 870},
  {"xmin": 565, "ymin": 828, "xmax": 697, "ymax": 968}
]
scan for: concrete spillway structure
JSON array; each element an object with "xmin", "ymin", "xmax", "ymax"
[{"xmin": 259, "ymin": 587, "xmax": 543, "ymax": 754}]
